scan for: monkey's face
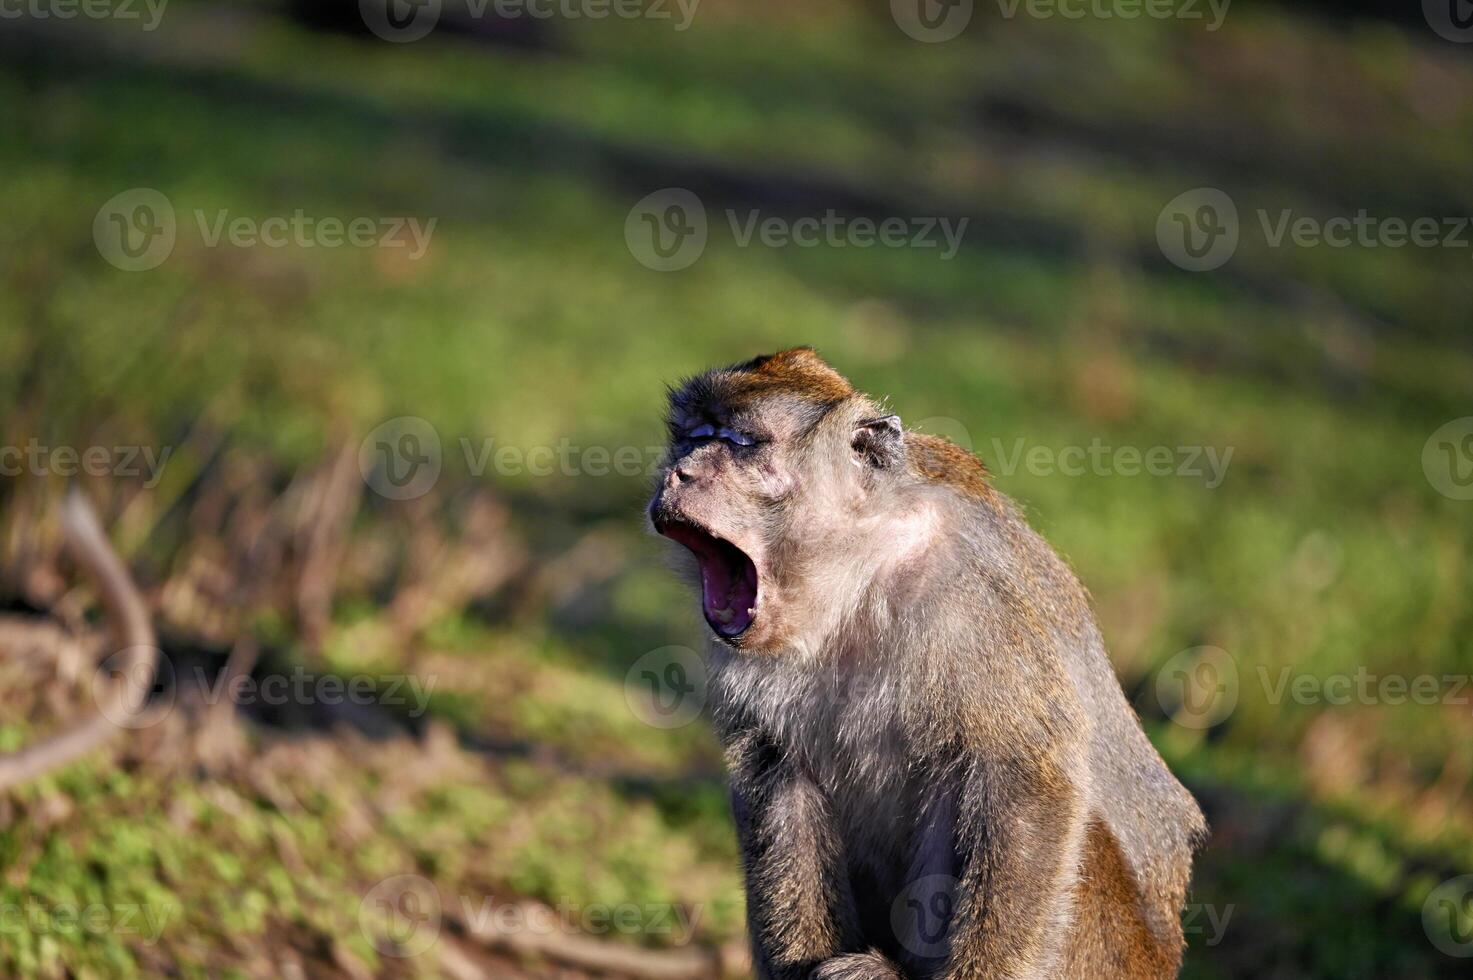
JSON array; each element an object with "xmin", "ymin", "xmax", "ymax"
[{"xmin": 650, "ymin": 385, "xmax": 902, "ymax": 654}]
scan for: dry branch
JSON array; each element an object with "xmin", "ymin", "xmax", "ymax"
[
  {"xmin": 0, "ymin": 489, "xmax": 159, "ymax": 792},
  {"xmin": 457, "ymin": 900, "xmax": 730, "ymax": 980}
]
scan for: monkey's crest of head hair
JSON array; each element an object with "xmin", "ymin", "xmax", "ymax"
[
  {"xmin": 668, "ymin": 346, "xmax": 854, "ymax": 417},
  {"xmin": 668, "ymin": 346, "xmax": 995, "ymax": 502}
]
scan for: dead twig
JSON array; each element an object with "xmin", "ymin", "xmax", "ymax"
[
  {"xmin": 457, "ymin": 899, "xmax": 729, "ymax": 980},
  {"xmin": 0, "ymin": 488, "xmax": 159, "ymax": 792}
]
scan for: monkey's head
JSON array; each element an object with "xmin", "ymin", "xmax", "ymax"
[{"xmin": 649, "ymin": 347, "xmax": 935, "ymax": 654}]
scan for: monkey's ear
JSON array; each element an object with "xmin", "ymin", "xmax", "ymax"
[{"xmin": 852, "ymin": 415, "xmax": 905, "ymax": 469}]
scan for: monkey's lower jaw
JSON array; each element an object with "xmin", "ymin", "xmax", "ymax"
[{"xmin": 654, "ymin": 518, "xmax": 759, "ymax": 640}]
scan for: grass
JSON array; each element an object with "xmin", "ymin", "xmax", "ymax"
[{"xmin": 1, "ymin": 0, "xmax": 1471, "ymax": 976}]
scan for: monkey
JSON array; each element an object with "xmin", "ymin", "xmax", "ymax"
[{"xmin": 647, "ymin": 348, "xmax": 1206, "ymax": 980}]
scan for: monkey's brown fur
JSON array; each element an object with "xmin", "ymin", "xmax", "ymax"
[{"xmin": 650, "ymin": 348, "xmax": 1205, "ymax": 980}]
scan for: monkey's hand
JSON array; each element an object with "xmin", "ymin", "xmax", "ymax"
[{"xmin": 810, "ymin": 951, "xmax": 906, "ymax": 980}]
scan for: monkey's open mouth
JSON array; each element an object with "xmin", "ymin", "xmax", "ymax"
[{"xmin": 655, "ymin": 519, "xmax": 759, "ymax": 639}]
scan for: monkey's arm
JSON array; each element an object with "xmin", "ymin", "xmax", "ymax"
[
  {"xmin": 726, "ymin": 731, "xmax": 866, "ymax": 980},
  {"xmin": 907, "ymin": 745, "xmax": 1095, "ymax": 972},
  {"xmin": 930, "ymin": 753, "xmax": 1086, "ymax": 980}
]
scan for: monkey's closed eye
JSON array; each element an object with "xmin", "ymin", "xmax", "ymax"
[
  {"xmin": 687, "ymin": 423, "xmax": 717, "ymax": 439},
  {"xmin": 718, "ymin": 427, "xmax": 757, "ymax": 447}
]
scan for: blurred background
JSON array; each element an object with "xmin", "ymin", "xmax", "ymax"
[{"xmin": 2, "ymin": 0, "xmax": 1472, "ymax": 976}]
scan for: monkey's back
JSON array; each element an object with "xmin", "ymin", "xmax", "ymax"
[{"xmin": 945, "ymin": 484, "xmax": 1207, "ymax": 974}]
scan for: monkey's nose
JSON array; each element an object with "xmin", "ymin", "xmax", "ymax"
[{"xmin": 669, "ymin": 465, "xmax": 698, "ymax": 487}]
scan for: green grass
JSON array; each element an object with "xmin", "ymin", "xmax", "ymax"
[{"xmin": 2, "ymin": 0, "xmax": 1471, "ymax": 975}]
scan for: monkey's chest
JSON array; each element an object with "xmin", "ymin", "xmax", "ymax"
[{"xmin": 796, "ymin": 719, "xmax": 920, "ymax": 883}]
